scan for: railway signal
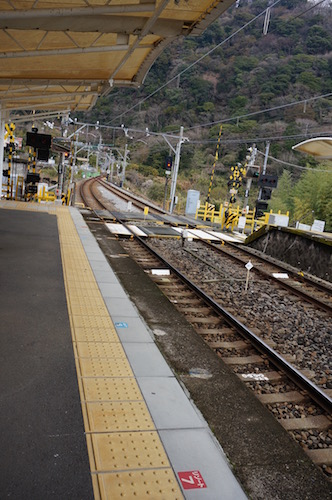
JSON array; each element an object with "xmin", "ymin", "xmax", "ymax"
[
  {"xmin": 261, "ymin": 187, "xmax": 273, "ymax": 201},
  {"xmin": 165, "ymin": 156, "xmax": 172, "ymax": 174},
  {"xmin": 243, "ymin": 144, "xmax": 260, "ymax": 209},
  {"xmin": 255, "ymin": 200, "xmax": 268, "ymax": 218},
  {"xmin": 228, "ymin": 164, "xmax": 245, "ymax": 205},
  {"xmin": 258, "ymin": 174, "xmax": 278, "ymax": 188}
]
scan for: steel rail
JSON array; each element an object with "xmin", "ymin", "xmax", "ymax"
[
  {"xmin": 220, "ymin": 239, "xmax": 332, "ymax": 295},
  {"xmin": 97, "ymin": 177, "xmax": 168, "ymax": 216},
  {"xmin": 134, "ymin": 235, "xmax": 332, "ymax": 414},
  {"xmin": 80, "ymin": 177, "xmax": 105, "ymax": 213},
  {"xmin": 200, "ymin": 238, "xmax": 332, "ymax": 316},
  {"xmin": 81, "ymin": 180, "xmax": 332, "ymax": 413}
]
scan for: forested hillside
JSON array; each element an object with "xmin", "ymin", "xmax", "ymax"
[{"xmin": 77, "ymin": 0, "xmax": 332, "ymax": 230}]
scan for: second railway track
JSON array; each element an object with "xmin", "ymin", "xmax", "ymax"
[{"xmin": 78, "ymin": 177, "xmax": 332, "ymax": 480}]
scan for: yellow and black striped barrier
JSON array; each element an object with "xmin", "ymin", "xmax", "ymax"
[
  {"xmin": 5, "ymin": 122, "xmax": 15, "ymax": 200},
  {"xmin": 206, "ymin": 124, "xmax": 223, "ymax": 203}
]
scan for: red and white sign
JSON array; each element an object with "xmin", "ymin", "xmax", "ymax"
[{"xmin": 178, "ymin": 470, "xmax": 207, "ymax": 490}]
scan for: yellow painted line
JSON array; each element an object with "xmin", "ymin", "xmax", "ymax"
[{"xmin": 56, "ymin": 207, "xmax": 183, "ymax": 500}]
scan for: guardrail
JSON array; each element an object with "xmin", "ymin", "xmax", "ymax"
[{"xmin": 195, "ymin": 202, "xmax": 289, "ymax": 233}]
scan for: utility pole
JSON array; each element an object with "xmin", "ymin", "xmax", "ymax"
[
  {"xmin": 207, "ymin": 124, "xmax": 223, "ymax": 203},
  {"xmin": 96, "ymin": 134, "xmax": 102, "ymax": 172},
  {"xmin": 258, "ymin": 141, "xmax": 270, "ymax": 201},
  {"xmin": 243, "ymin": 144, "xmax": 257, "ymax": 210},
  {"xmin": 169, "ymin": 126, "xmax": 184, "ymax": 214},
  {"xmin": 121, "ymin": 143, "xmax": 129, "ymax": 187},
  {"xmin": 58, "ymin": 152, "xmax": 65, "ymax": 199},
  {"xmin": 110, "ymin": 154, "xmax": 115, "ymax": 182}
]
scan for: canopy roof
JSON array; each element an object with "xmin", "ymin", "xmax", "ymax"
[
  {"xmin": 292, "ymin": 137, "xmax": 332, "ymax": 159},
  {"xmin": 0, "ymin": 0, "xmax": 235, "ymax": 115}
]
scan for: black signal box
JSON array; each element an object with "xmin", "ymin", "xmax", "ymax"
[
  {"xmin": 256, "ymin": 200, "xmax": 268, "ymax": 211},
  {"xmin": 27, "ymin": 185, "xmax": 38, "ymax": 194},
  {"xmin": 26, "ymin": 173, "xmax": 40, "ymax": 184},
  {"xmin": 255, "ymin": 200, "xmax": 269, "ymax": 218},
  {"xmin": 165, "ymin": 156, "xmax": 172, "ymax": 172},
  {"xmin": 37, "ymin": 149, "xmax": 50, "ymax": 161},
  {"xmin": 258, "ymin": 174, "xmax": 278, "ymax": 188},
  {"xmin": 261, "ymin": 187, "xmax": 272, "ymax": 200},
  {"xmin": 26, "ymin": 132, "xmax": 52, "ymax": 150}
]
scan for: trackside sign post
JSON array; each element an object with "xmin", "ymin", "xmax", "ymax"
[{"xmin": 245, "ymin": 261, "xmax": 253, "ymax": 292}]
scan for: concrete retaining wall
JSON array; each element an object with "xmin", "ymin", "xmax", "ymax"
[{"xmin": 247, "ymin": 226, "xmax": 332, "ymax": 282}]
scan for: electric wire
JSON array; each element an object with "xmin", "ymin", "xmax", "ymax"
[
  {"xmin": 256, "ymin": 149, "xmax": 332, "ymax": 173},
  {"xmin": 267, "ymin": 0, "xmax": 328, "ymax": 37},
  {"xmin": 185, "ymin": 93, "xmax": 332, "ymax": 131},
  {"xmin": 108, "ymin": 0, "xmax": 329, "ymax": 131},
  {"xmin": 108, "ymin": 0, "xmax": 283, "ymax": 124},
  {"xmin": 187, "ymin": 130, "xmax": 332, "ymax": 145}
]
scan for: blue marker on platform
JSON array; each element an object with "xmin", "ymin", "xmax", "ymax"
[{"xmin": 115, "ymin": 322, "xmax": 128, "ymax": 328}]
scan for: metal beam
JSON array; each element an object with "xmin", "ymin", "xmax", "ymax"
[
  {"xmin": 4, "ymin": 100, "xmax": 76, "ymax": 111},
  {"xmin": 9, "ymin": 110, "xmax": 70, "ymax": 122},
  {"xmin": 0, "ymin": 85, "xmax": 86, "ymax": 97},
  {"xmin": 106, "ymin": 0, "xmax": 171, "ymax": 91},
  {"xmin": 0, "ymin": 44, "xmax": 130, "ymax": 59},
  {"xmin": 0, "ymin": 91, "xmax": 99, "ymax": 102},
  {"xmin": 0, "ymin": 79, "xmax": 103, "ymax": 86},
  {"xmin": 0, "ymin": 4, "xmax": 156, "ymax": 20},
  {"xmin": 0, "ymin": 16, "xmax": 183, "ymax": 37}
]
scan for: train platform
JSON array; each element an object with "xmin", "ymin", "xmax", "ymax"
[{"xmin": 0, "ymin": 200, "xmax": 247, "ymax": 499}]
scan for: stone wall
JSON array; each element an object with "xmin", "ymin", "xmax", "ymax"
[{"xmin": 247, "ymin": 227, "xmax": 332, "ymax": 282}]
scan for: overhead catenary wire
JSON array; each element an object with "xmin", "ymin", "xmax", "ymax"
[
  {"xmin": 267, "ymin": 0, "xmax": 328, "ymax": 37},
  {"xmin": 108, "ymin": 0, "xmax": 283, "ymax": 124},
  {"xmin": 185, "ymin": 92, "xmax": 332, "ymax": 131},
  {"xmin": 69, "ymin": 119, "xmax": 331, "ymax": 161},
  {"xmin": 109, "ymin": 0, "xmax": 330, "ymax": 130},
  {"xmin": 187, "ymin": 130, "xmax": 332, "ymax": 145},
  {"xmin": 256, "ymin": 149, "xmax": 332, "ymax": 173}
]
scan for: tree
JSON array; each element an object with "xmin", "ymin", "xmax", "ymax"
[
  {"xmin": 306, "ymin": 26, "xmax": 332, "ymax": 54},
  {"xmin": 293, "ymin": 166, "xmax": 332, "ymax": 230},
  {"xmin": 270, "ymin": 170, "xmax": 294, "ymax": 215}
]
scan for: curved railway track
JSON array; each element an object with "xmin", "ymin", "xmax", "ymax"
[
  {"xmin": 77, "ymin": 177, "xmax": 332, "ymax": 478},
  {"xmin": 97, "ymin": 177, "xmax": 168, "ymax": 215},
  {"xmin": 80, "ymin": 177, "xmax": 332, "ymax": 315}
]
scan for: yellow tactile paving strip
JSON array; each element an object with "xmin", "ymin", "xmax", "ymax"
[{"xmin": 56, "ymin": 206, "xmax": 184, "ymax": 500}]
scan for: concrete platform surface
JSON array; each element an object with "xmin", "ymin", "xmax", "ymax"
[
  {"xmin": 0, "ymin": 201, "xmax": 247, "ymax": 500},
  {"xmin": 0, "ymin": 204, "xmax": 93, "ymax": 499}
]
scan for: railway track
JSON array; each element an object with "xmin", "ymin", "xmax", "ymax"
[
  {"xmin": 119, "ymin": 237, "xmax": 332, "ymax": 476},
  {"xmin": 199, "ymin": 238, "xmax": 332, "ymax": 315},
  {"xmin": 97, "ymin": 177, "xmax": 168, "ymax": 216},
  {"xmin": 80, "ymin": 179, "xmax": 332, "ymax": 314},
  {"xmin": 77, "ymin": 177, "xmax": 332, "ymax": 479}
]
